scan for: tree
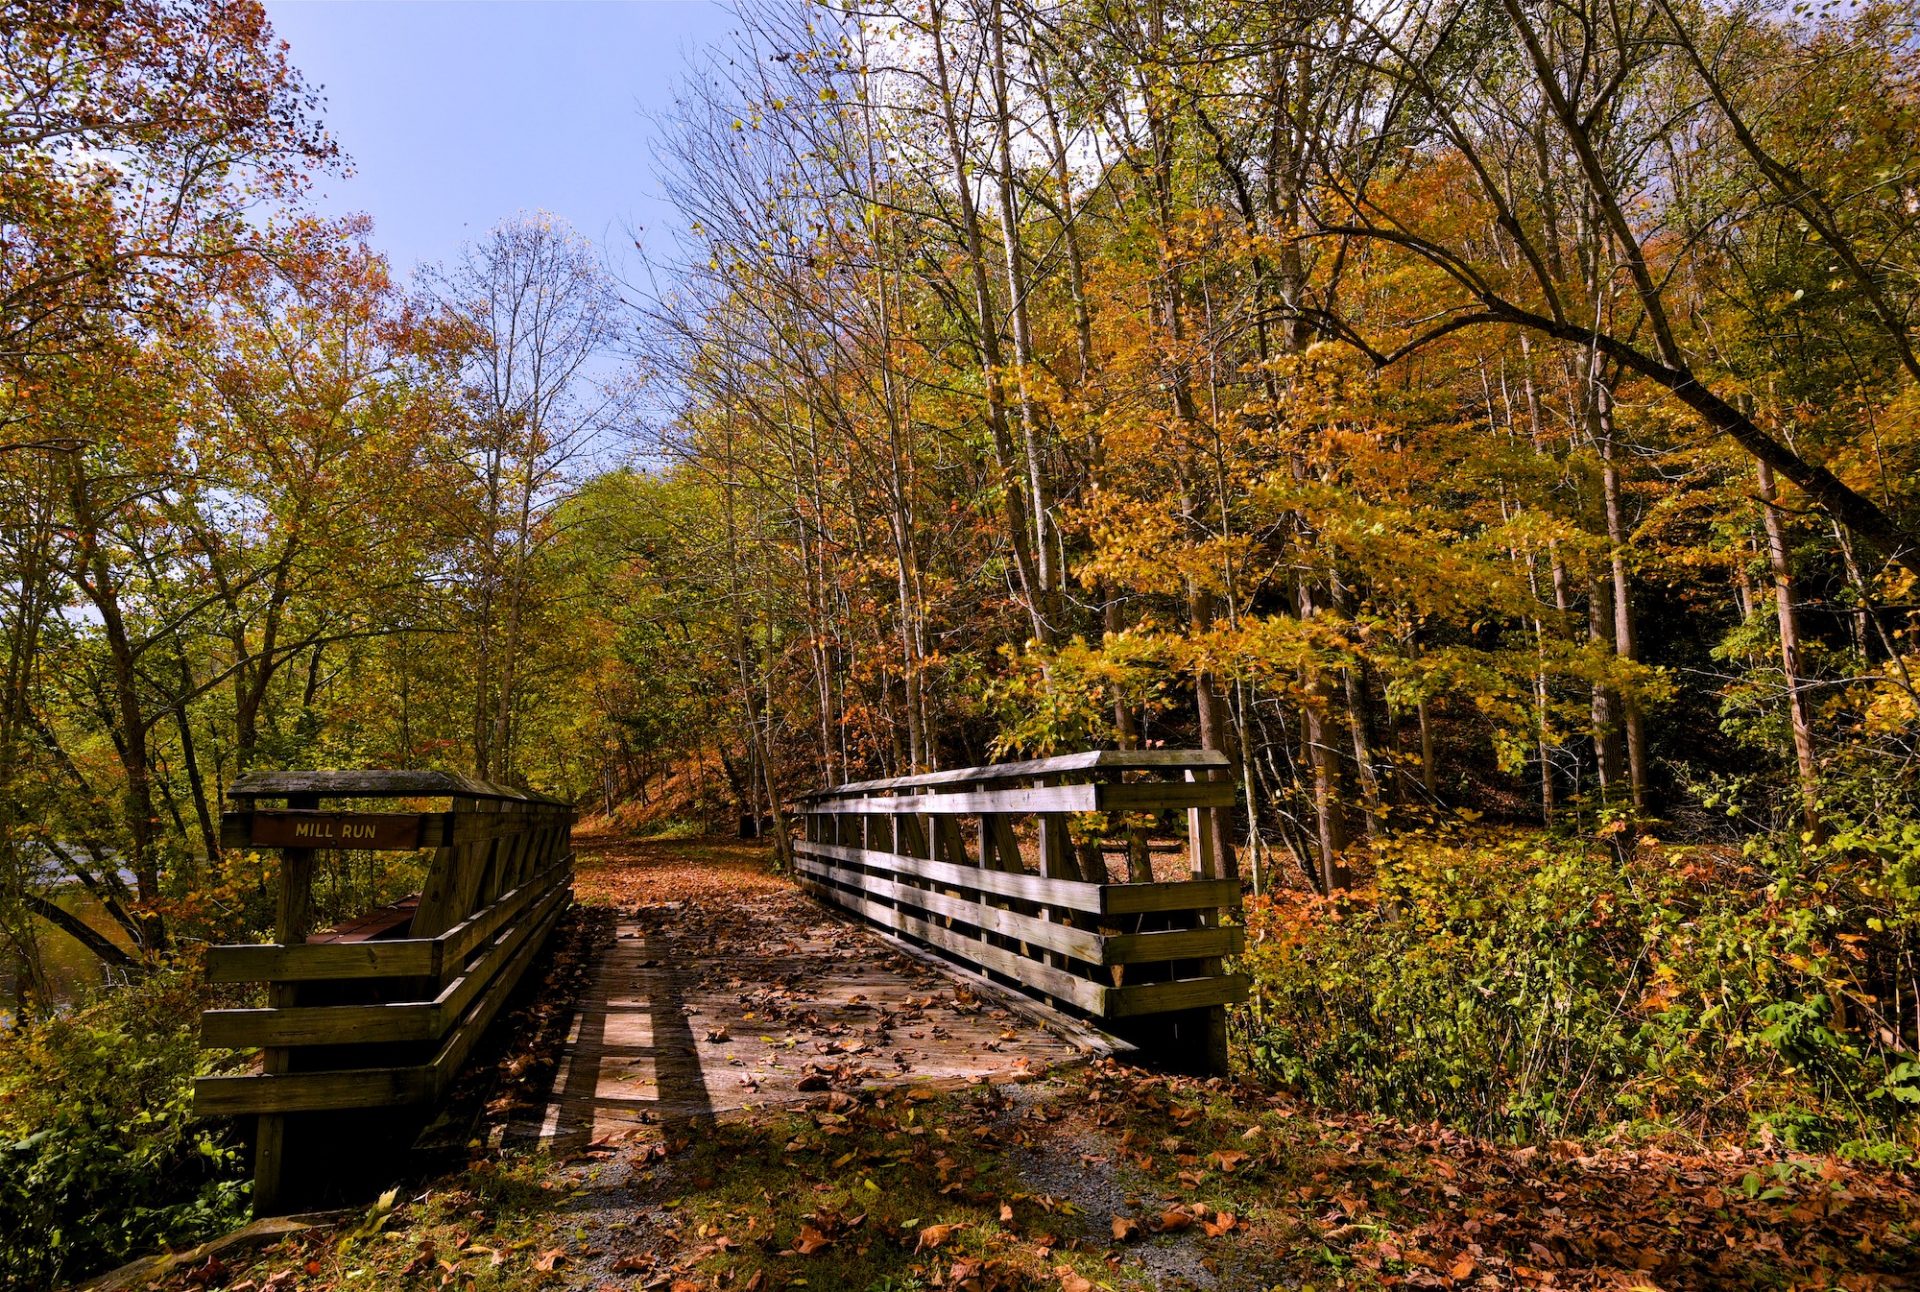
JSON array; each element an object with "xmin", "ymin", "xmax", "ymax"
[{"xmin": 427, "ymin": 215, "xmax": 625, "ymax": 782}]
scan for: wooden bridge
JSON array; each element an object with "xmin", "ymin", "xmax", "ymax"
[
  {"xmin": 194, "ymin": 753, "xmax": 1244, "ymax": 1212},
  {"xmin": 791, "ymin": 749, "xmax": 1246, "ymax": 1071}
]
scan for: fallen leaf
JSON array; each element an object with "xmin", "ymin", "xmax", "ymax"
[{"xmin": 917, "ymin": 1221, "xmax": 968, "ymax": 1250}]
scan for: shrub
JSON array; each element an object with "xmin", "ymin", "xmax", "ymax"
[
  {"xmin": 1238, "ymin": 828, "xmax": 1920, "ymax": 1151},
  {"xmin": 0, "ymin": 966, "xmax": 248, "ymax": 1290}
]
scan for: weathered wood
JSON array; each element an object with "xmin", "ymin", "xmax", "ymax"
[
  {"xmin": 1184, "ymin": 766, "xmax": 1230, "ymax": 1072},
  {"xmin": 794, "ymin": 873, "xmax": 1108, "ymax": 1012},
  {"xmin": 895, "ymin": 813, "xmax": 929, "ymax": 859},
  {"xmin": 933, "ymin": 816, "xmax": 968, "ymax": 866},
  {"xmin": 1039, "ymin": 814, "xmax": 1077, "ymax": 880},
  {"xmin": 797, "ymin": 840, "xmax": 1103, "ymax": 911},
  {"xmin": 424, "ymin": 887, "xmax": 567, "ymax": 1096},
  {"xmin": 792, "ymin": 750, "xmax": 1242, "ymax": 1075},
  {"xmin": 794, "ymin": 855, "xmax": 1243, "ymax": 966},
  {"xmin": 206, "ymin": 855, "xmax": 568, "ymax": 987},
  {"xmin": 200, "ymin": 878, "xmax": 572, "ymax": 1049},
  {"xmin": 207, "ymin": 939, "xmax": 437, "ymax": 984},
  {"xmin": 221, "ymin": 808, "xmax": 566, "ymax": 852},
  {"xmin": 254, "ymin": 787, "xmax": 320, "ymax": 1213},
  {"xmin": 792, "ymin": 843, "xmax": 1239, "ymax": 919},
  {"xmin": 985, "ymin": 815, "xmax": 1023, "ymax": 874},
  {"xmin": 1102, "ymin": 974, "xmax": 1250, "ymax": 1018},
  {"xmin": 1100, "ymin": 876, "xmax": 1241, "ymax": 915},
  {"xmin": 227, "ymin": 768, "xmax": 565, "ymax": 804},
  {"xmin": 803, "ymin": 780, "xmax": 1234, "ymax": 817},
  {"xmin": 197, "ymin": 768, "xmax": 575, "ymax": 1209},
  {"xmin": 799, "ymin": 749, "xmax": 1232, "ymax": 799},
  {"xmin": 194, "ymin": 872, "xmax": 572, "ymax": 1114},
  {"xmin": 194, "ymin": 1064, "xmax": 437, "ymax": 1116},
  {"xmin": 795, "ymin": 855, "xmax": 1107, "ymax": 962},
  {"xmin": 307, "ymin": 899, "xmax": 418, "ymax": 945},
  {"xmin": 436, "ymin": 857, "xmax": 570, "ymax": 974},
  {"xmin": 1100, "ymin": 924, "xmax": 1243, "ymax": 963}
]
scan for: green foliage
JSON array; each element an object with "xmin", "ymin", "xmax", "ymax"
[
  {"xmin": 0, "ymin": 969, "xmax": 248, "ymax": 1290},
  {"xmin": 1240, "ymin": 829, "xmax": 1920, "ymax": 1154},
  {"xmin": 985, "ymin": 634, "xmax": 1175, "ymax": 757}
]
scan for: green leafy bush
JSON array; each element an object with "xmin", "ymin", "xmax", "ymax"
[
  {"xmin": 1239, "ymin": 828, "xmax": 1920, "ymax": 1153},
  {"xmin": 0, "ymin": 967, "xmax": 248, "ymax": 1290}
]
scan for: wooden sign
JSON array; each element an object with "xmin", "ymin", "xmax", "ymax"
[{"xmin": 248, "ymin": 811, "xmax": 424, "ymax": 851}]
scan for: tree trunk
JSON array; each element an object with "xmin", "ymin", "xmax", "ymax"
[
  {"xmin": 926, "ymin": 0, "xmax": 1049, "ymax": 644},
  {"xmin": 1757, "ymin": 461, "xmax": 1821, "ymax": 841},
  {"xmin": 1598, "ymin": 419, "xmax": 1648, "ymax": 812},
  {"xmin": 1588, "ymin": 572, "xmax": 1623, "ymax": 800}
]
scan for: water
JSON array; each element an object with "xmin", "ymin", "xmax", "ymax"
[{"xmin": 2, "ymin": 890, "xmax": 135, "ymax": 1027}]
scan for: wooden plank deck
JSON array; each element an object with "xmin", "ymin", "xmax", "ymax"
[{"xmin": 510, "ymin": 852, "xmax": 1085, "ymax": 1149}]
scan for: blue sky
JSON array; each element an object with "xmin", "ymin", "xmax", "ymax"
[{"xmin": 263, "ymin": 0, "xmax": 740, "ymax": 280}]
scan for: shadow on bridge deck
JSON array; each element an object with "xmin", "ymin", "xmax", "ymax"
[{"xmin": 506, "ymin": 838, "xmax": 1084, "ymax": 1150}]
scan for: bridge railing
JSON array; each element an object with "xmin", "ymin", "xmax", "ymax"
[
  {"xmin": 791, "ymin": 750, "xmax": 1245, "ymax": 1071},
  {"xmin": 193, "ymin": 770, "xmax": 573, "ymax": 1211}
]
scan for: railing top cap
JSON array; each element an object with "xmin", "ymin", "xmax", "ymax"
[
  {"xmin": 797, "ymin": 748, "xmax": 1229, "ymax": 800},
  {"xmin": 227, "ymin": 769, "xmax": 569, "ymax": 806}
]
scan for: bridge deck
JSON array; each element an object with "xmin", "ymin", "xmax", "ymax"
[{"xmin": 512, "ymin": 836, "xmax": 1084, "ymax": 1148}]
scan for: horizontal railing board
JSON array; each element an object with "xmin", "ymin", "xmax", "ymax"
[
  {"xmin": 793, "ymin": 841, "xmax": 1239, "ymax": 919},
  {"xmin": 206, "ymin": 940, "xmax": 436, "ymax": 984},
  {"xmin": 793, "ymin": 854, "xmax": 1241, "ymax": 966},
  {"xmin": 203, "ymin": 858, "xmax": 571, "ymax": 986},
  {"xmin": 792, "ymin": 749, "xmax": 1239, "ymax": 1041},
  {"xmin": 1104, "ymin": 974, "xmax": 1250, "ymax": 1018},
  {"xmin": 793, "ymin": 855, "xmax": 1105, "ymax": 963},
  {"xmin": 436, "ymin": 859, "xmax": 571, "ymax": 972},
  {"xmin": 227, "ymin": 768, "xmax": 568, "ymax": 806},
  {"xmin": 801, "ymin": 781, "xmax": 1233, "ymax": 817},
  {"xmin": 1100, "ymin": 925, "xmax": 1243, "ymax": 963},
  {"xmin": 1101, "ymin": 877, "xmax": 1241, "ymax": 916},
  {"xmin": 796, "ymin": 841, "xmax": 1102, "ymax": 912},
  {"xmin": 193, "ymin": 890, "xmax": 568, "ymax": 1115},
  {"xmin": 424, "ymin": 889, "xmax": 566, "ymax": 1098},
  {"xmin": 199, "ymin": 879, "xmax": 572, "ymax": 1049},
  {"xmin": 798, "ymin": 749, "xmax": 1231, "ymax": 800},
  {"xmin": 194, "ymin": 1064, "xmax": 435, "ymax": 1116},
  {"xmin": 801, "ymin": 871, "xmax": 1245, "ymax": 1020},
  {"xmin": 797, "ymin": 874, "xmax": 1106, "ymax": 1013},
  {"xmin": 201, "ymin": 999, "xmax": 439, "ymax": 1049}
]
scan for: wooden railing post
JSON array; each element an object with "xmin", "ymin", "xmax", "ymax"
[
  {"xmin": 1187, "ymin": 767, "xmax": 1230, "ymax": 1074},
  {"xmin": 254, "ymin": 788, "xmax": 318, "ymax": 1214}
]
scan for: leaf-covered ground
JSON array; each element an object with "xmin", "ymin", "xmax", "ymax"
[{"xmin": 146, "ymin": 838, "xmax": 1919, "ymax": 1292}]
